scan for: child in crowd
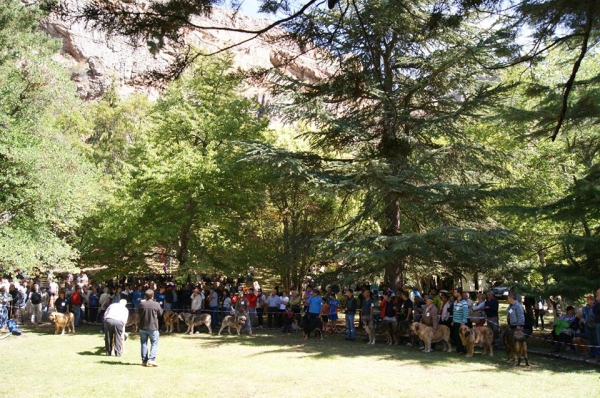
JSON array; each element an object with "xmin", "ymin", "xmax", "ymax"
[{"xmin": 328, "ymin": 293, "xmax": 339, "ymax": 333}]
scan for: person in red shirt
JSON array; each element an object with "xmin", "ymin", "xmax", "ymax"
[
  {"xmin": 70, "ymin": 285, "xmax": 84, "ymax": 327},
  {"xmin": 245, "ymin": 287, "xmax": 257, "ymax": 331}
]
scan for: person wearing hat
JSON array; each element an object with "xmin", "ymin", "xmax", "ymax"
[
  {"xmin": 420, "ymin": 295, "xmax": 439, "ymax": 350},
  {"xmin": 103, "ymin": 299, "xmax": 130, "ymax": 357}
]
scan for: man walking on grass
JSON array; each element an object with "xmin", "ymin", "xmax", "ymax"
[{"xmin": 138, "ymin": 289, "xmax": 163, "ymax": 367}]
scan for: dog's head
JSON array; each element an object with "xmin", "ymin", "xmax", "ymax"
[
  {"xmin": 237, "ymin": 315, "xmax": 247, "ymax": 325},
  {"xmin": 459, "ymin": 324, "xmax": 471, "ymax": 337},
  {"xmin": 49, "ymin": 312, "xmax": 61, "ymax": 322},
  {"xmin": 178, "ymin": 312, "xmax": 191, "ymax": 322},
  {"xmin": 411, "ymin": 322, "xmax": 421, "ymax": 334}
]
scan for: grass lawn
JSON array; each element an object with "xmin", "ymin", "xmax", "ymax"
[{"xmin": 1, "ymin": 321, "xmax": 598, "ymax": 398}]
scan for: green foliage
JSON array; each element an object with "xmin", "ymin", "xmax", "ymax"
[
  {"xmin": 79, "ymin": 55, "xmax": 271, "ymax": 278},
  {"xmin": 261, "ymin": 0, "xmax": 520, "ymax": 288},
  {"xmin": 0, "ymin": 0, "xmax": 102, "ymax": 274}
]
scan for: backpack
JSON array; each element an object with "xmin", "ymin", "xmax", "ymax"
[{"xmin": 7, "ymin": 319, "xmax": 22, "ymax": 336}]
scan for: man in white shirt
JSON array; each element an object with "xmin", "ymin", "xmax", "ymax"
[
  {"xmin": 266, "ymin": 290, "xmax": 281, "ymax": 329},
  {"xmin": 190, "ymin": 288, "xmax": 205, "ymax": 313},
  {"xmin": 103, "ymin": 299, "xmax": 130, "ymax": 357}
]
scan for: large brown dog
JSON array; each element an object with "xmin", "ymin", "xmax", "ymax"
[
  {"xmin": 459, "ymin": 325, "xmax": 494, "ymax": 357},
  {"xmin": 163, "ymin": 310, "xmax": 180, "ymax": 333},
  {"xmin": 179, "ymin": 312, "xmax": 212, "ymax": 334},
  {"xmin": 218, "ymin": 315, "xmax": 247, "ymax": 336},
  {"xmin": 513, "ymin": 330, "xmax": 530, "ymax": 366},
  {"xmin": 572, "ymin": 337, "xmax": 588, "ymax": 355},
  {"xmin": 500, "ymin": 326, "xmax": 530, "ymax": 366},
  {"xmin": 412, "ymin": 323, "xmax": 452, "ymax": 352},
  {"xmin": 126, "ymin": 313, "xmax": 139, "ymax": 332},
  {"xmin": 49, "ymin": 311, "xmax": 75, "ymax": 335}
]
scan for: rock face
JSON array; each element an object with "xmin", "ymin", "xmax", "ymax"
[{"xmin": 40, "ymin": 0, "xmax": 326, "ymax": 100}]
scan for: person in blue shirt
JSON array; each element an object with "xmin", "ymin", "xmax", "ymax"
[
  {"xmin": 133, "ymin": 285, "xmax": 144, "ymax": 309},
  {"xmin": 328, "ymin": 293, "xmax": 339, "ymax": 333},
  {"xmin": 308, "ymin": 289, "xmax": 323, "ymax": 318},
  {"xmin": 88, "ymin": 287, "xmax": 100, "ymax": 323}
]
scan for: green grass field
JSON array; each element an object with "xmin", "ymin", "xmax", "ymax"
[{"xmin": 1, "ymin": 321, "xmax": 598, "ymax": 398}]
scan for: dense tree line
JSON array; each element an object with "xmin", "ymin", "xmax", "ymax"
[{"xmin": 1, "ymin": 0, "xmax": 599, "ymax": 299}]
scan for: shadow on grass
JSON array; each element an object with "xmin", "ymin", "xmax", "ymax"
[
  {"xmin": 97, "ymin": 360, "xmax": 143, "ymax": 366},
  {"xmin": 78, "ymin": 346, "xmax": 106, "ymax": 356},
  {"xmin": 190, "ymin": 331, "xmax": 599, "ymax": 374}
]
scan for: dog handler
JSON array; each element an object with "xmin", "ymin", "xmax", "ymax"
[
  {"xmin": 138, "ymin": 289, "xmax": 163, "ymax": 367},
  {"xmin": 103, "ymin": 299, "xmax": 129, "ymax": 356}
]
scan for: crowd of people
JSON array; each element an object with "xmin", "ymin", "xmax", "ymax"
[{"xmin": 1, "ymin": 270, "xmax": 599, "ymax": 362}]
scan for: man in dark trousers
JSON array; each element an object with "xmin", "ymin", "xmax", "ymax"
[
  {"xmin": 344, "ymin": 289, "xmax": 357, "ymax": 341},
  {"xmin": 103, "ymin": 299, "xmax": 129, "ymax": 356},
  {"xmin": 138, "ymin": 289, "xmax": 163, "ymax": 367}
]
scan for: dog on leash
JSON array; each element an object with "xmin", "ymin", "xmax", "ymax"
[
  {"xmin": 572, "ymin": 337, "xmax": 589, "ymax": 355},
  {"xmin": 376, "ymin": 319, "xmax": 398, "ymax": 345},
  {"xmin": 163, "ymin": 310, "xmax": 180, "ymax": 333},
  {"xmin": 298, "ymin": 315, "xmax": 323, "ymax": 340},
  {"xmin": 49, "ymin": 311, "xmax": 75, "ymax": 335},
  {"xmin": 126, "ymin": 313, "xmax": 139, "ymax": 332},
  {"xmin": 179, "ymin": 312, "xmax": 212, "ymax": 334},
  {"xmin": 412, "ymin": 323, "xmax": 452, "ymax": 352},
  {"xmin": 364, "ymin": 319, "xmax": 376, "ymax": 345},
  {"xmin": 500, "ymin": 326, "xmax": 530, "ymax": 366},
  {"xmin": 218, "ymin": 315, "xmax": 247, "ymax": 336},
  {"xmin": 459, "ymin": 325, "xmax": 494, "ymax": 357},
  {"xmin": 513, "ymin": 330, "xmax": 530, "ymax": 366}
]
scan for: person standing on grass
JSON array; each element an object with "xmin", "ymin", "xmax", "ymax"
[
  {"xmin": 267, "ymin": 289, "xmax": 281, "ymax": 329},
  {"xmin": 484, "ymin": 290, "xmax": 500, "ymax": 347},
  {"xmin": 451, "ymin": 287, "xmax": 468, "ymax": 354},
  {"xmin": 581, "ymin": 295, "xmax": 597, "ymax": 358},
  {"xmin": 190, "ymin": 288, "xmax": 204, "ymax": 314},
  {"xmin": 328, "ymin": 293, "xmax": 340, "ymax": 333},
  {"xmin": 208, "ymin": 287, "xmax": 219, "ymax": 330},
  {"xmin": 138, "ymin": 289, "xmax": 163, "ymax": 367},
  {"xmin": 88, "ymin": 287, "xmax": 100, "ymax": 324},
  {"xmin": 344, "ymin": 289, "xmax": 357, "ymax": 341},
  {"xmin": 28, "ymin": 284, "xmax": 43, "ymax": 324},
  {"xmin": 360, "ymin": 289, "xmax": 374, "ymax": 341},
  {"xmin": 593, "ymin": 288, "xmax": 600, "ymax": 358},
  {"xmin": 506, "ymin": 293, "xmax": 525, "ymax": 332},
  {"xmin": 70, "ymin": 285, "xmax": 84, "ymax": 327},
  {"xmin": 103, "ymin": 299, "xmax": 129, "ymax": 357}
]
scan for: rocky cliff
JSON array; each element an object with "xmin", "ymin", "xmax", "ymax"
[{"xmin": 40, "ymin": 0, "xmax": 325, "ymax": 100}]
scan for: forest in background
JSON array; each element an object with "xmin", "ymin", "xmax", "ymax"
[{"xmin": 1, "ymin": 0, "xmax": 599, "ymax": 300}]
